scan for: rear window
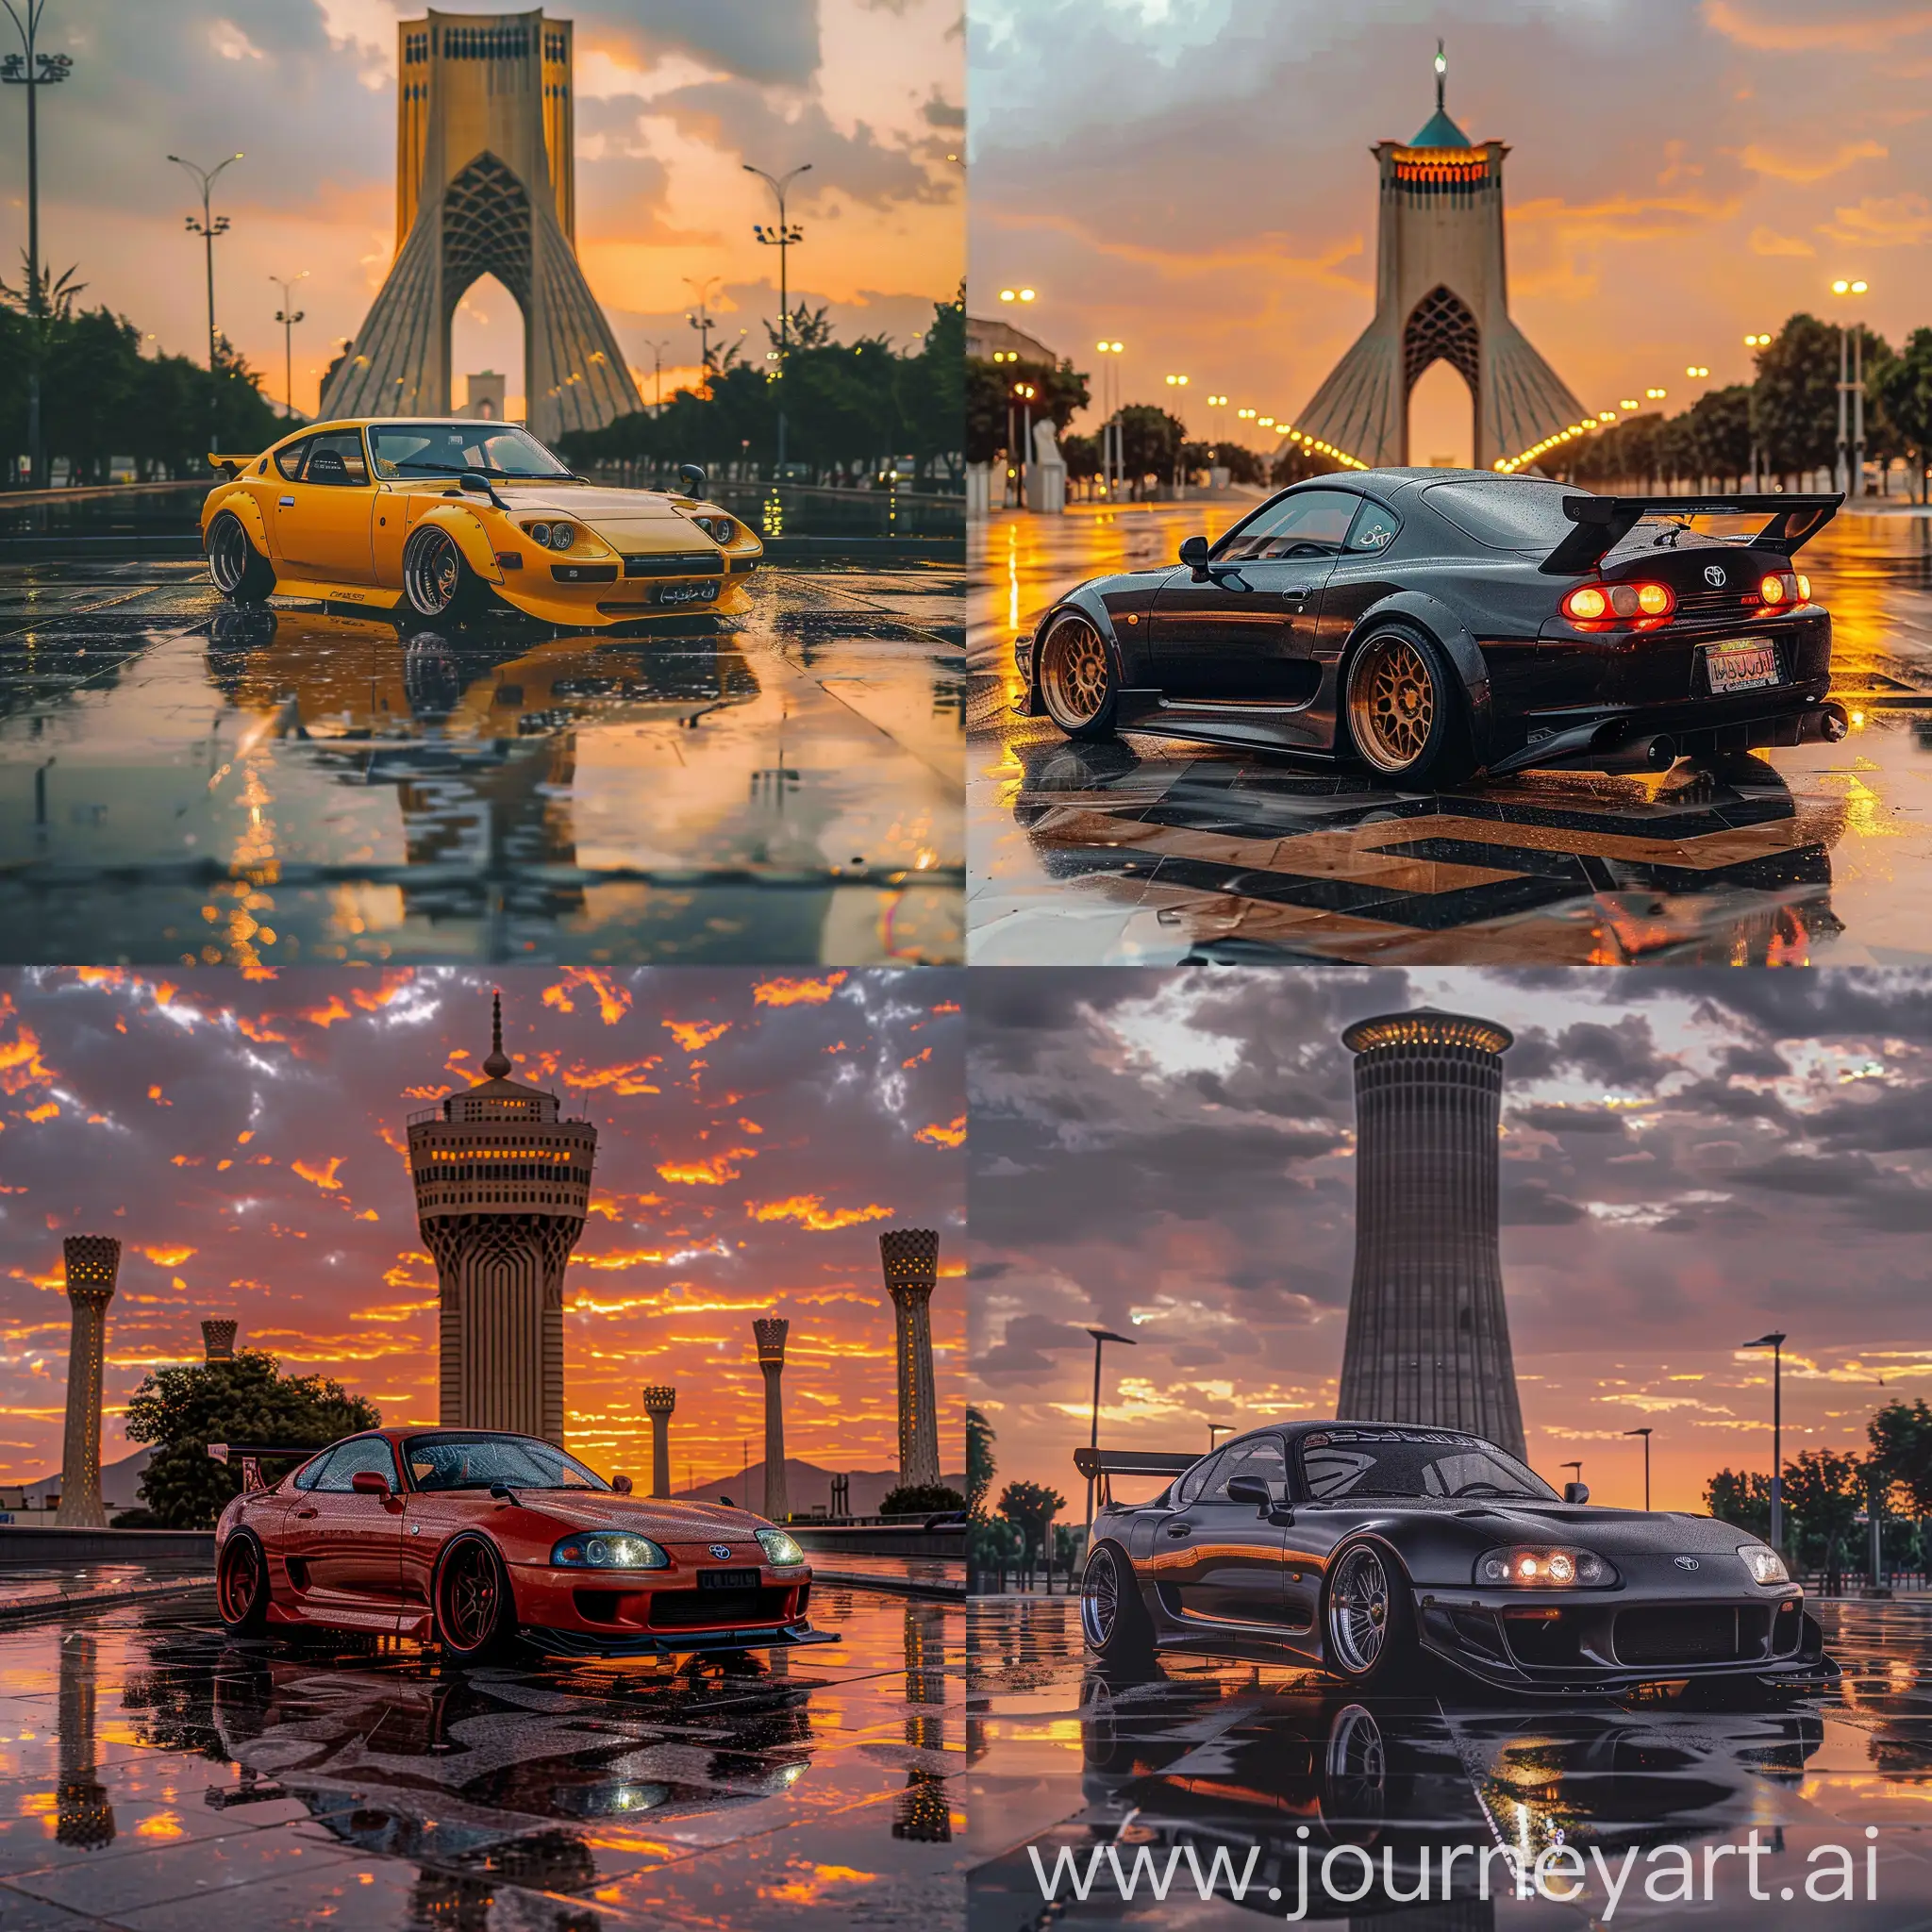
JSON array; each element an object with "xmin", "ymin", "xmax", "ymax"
[{"xmin": 1424, "ymin": 479, "xmax": 1586, "ymax": 551}]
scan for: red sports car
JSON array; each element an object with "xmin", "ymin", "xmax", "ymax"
[{"xmin": 211, "ymin": 1427, "xmax": 834, "ymax": 1663}]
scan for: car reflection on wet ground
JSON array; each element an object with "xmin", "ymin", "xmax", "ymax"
[
  {"xmin": 969, "ymin": 506, "xmax": 1932, "ymax": 965},
  {"xmin": 0, "ymin": 1583, "xmax": 964, "ymax": 1930},
  {"xmin": 966, "ymin": 1596, "xmax": 1932, "ymax": 1928},
  {"xmin": 0, "ymin": 558, "xmax": 962, "ymax": 964}
]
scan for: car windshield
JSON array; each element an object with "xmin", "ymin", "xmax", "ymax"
[
  {"xmin": 1299, "ymin": 1428, "xmax": 1559, "ymax": 1502},
  {"xmin": 405, "ymin": 1432, "xmax": 609, "ymax": 1491},
  {"xmin": 367, "ymin": 423, "xmax": 573, "ymax": 480}
]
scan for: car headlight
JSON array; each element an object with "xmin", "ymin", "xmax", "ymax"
[
  {"xmin": 550, "ymin": 1532, "xmax": 669, "ymax": 1569},
  {"xmin": 755, "ymin": 1527, "xmax": 806, "ymax": 1567},
  {"xmin": 1476, "ymin": 1545, "xmax": 1613, "ymax": 1588},
  {"xmin": 525, "ymin": 522, "xmax": 553, "ymax": 547},
  {"xmin": 1740, "ymin": 1544, "xmax": 1790, "ymax": 1585},
  {"xmin": 549, "ymin": 522, "xmax": 575, "ymax": 551}
]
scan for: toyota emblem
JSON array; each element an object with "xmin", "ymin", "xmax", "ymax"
[
  {"xmin": 1674, "ymin": 1556, "xmax": 1700, "ymax": 1571},
  {"xmin": 709, "ymin": 1543, "xmax": 733, "ymax": 1560},
  {"xmin": 1703, "ymin": 563, "xmax": 1727, "ymax": 588}
]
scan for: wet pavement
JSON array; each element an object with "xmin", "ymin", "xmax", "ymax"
[
  {"xmin": 969, "ymin": 504, "xmax": 1932, "ymax": 965},
  {"xmin": 0, "ymin": 558, "xmax": 963, "ymax": 965},
  {"xmin": 0, "ymin": 1581, "xmax": 964, "ymax": 1930},
  {"xmin": 966, "ymin": 1593, "xmax": 1932, "ymax": 1926}
]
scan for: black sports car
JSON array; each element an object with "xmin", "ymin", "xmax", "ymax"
[
  {"xmin": 1021, "ymin": 474, "xmax": 1848, "ymax": 788},
  {"xmin": 1075, "ymin": 1423, "xmax": 1836, "ymax": 1697}
]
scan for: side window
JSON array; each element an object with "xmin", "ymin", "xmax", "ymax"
[
  {"xmin": 312, "ymin": 1438, "xmax": 395, "ymax": 1491},
  {"xmin": 1197, "ymin": 1436, "xmax": 1287, "ymax": 1503},
  {"xmin": 1219, "ymin": 490, "xmax": 1361, "ymax": 562},
  {"xmin": 1346, "ymin": 502, "xmax": 1401, "ymax": 554},
  {"xmin": 291, "ymin": 1447, "xmax": 334, "ymax": 1491},
  {"xmin": 302, "ymin": 430, "xmax": 371, "ymax": 487},
  {"xmin": 274, "ymin": 438, "xmax": 311, "ymax": 481},
  {"xmin": 1174, "ymin": 1448, "xmax": 1225, "ymax": 1508}
]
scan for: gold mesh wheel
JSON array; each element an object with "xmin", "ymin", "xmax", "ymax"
[
  {"xmin": 1039, "ymin": 616, "xmax": 1113, "ymax": 733},
  {"xmin": 1347, "ymin": 633, "xmax": 1439, "ymax": 775}
]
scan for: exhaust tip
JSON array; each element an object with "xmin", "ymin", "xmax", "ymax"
[
  {"xmin": 1821, "ymin": 705, "xmax": 1850, "ymax": 743},
  {"xmin": 1644, "ymin": 734, "xmax": 1677, "ymax": 771}
]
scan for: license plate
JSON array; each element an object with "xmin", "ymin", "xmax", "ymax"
[
  {"xmin": 1702, "ymin": 640, "xmax": 1782, "ymax": 694},
  {"xmin": 697, "ymin": 1568, "xmax": 758, "ymax": 1591},
  {"xmin": 657, "ymin": 579, "xmax": 720, "ymax": 607}
]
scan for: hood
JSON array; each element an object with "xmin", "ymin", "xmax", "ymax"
[
  {"xmin": 533, "ymin": 1492, "xmax": 775, "ymax": 1543},
  {"xmin": 487, "ymin": 482, "xmax": 699, "ymax": 525}
]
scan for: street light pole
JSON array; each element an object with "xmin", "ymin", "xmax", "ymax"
[
  {"xmin": 640, "ymin": 336, "xmax": 670, "ymax": 416},
  {"xmin": 3, "ymin": 0, "xmax": 74, "ymax": 489},
  {"xmin": 1084, "ymin": 1326, "xmax": 1137, "ymax": 1532},
  {"xmin": 1624, "ymin": 1426, "xmax": 1653, "ymax": 1510},
  {"xmin": 270, "ymin": 272, "xmax": 307, "ymax": 419},
  {"xmin": 683, "ymin": 276, "xmax": 721, "ymax": 387},
  {"xmin": 1743, "ymin": 1332, "xmax": 1788, "ymax": 1551},
  {"xmin": 1831, "ymin": 278, "xmax": 1870, "ymax": 498},
  {"xmin": 745, "ymin": 162, "xmax": 810, "ymax": 480},
  {"xmin": 169, "ymin": 151, "xmax": 242, "ymax": 464}
]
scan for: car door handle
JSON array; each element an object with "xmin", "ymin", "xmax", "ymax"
[
  {"xmin": 278, "ymin": 496, "xmax": 295, "ymax": 508},
  {"xmin": 294, "ymin": 1507, "xmax": 318, "ymax": 1518},
  {"xmin": 1164, "ymin": 1521, "xmax": 1192, "ymax": 1538}
]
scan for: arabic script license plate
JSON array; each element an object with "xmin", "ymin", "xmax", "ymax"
[
  {"xmin": 698, "ymin": 1568, "xmax": 759, "ymax": 1591},
  {"xmin": 1702, "ymin": 640, "xmax": 1782, "ymax": 695},
  {"xmin": 656, "ymin": 579, "xmax": 720, "ymax": 607}
]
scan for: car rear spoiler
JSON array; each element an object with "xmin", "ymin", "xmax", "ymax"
[
  {"xmin": 1540, "ymin": 492, "xmax": 1844, "ymax": 575},
  {"xmin": 207, "ymin": 452, "xmax": 260, "ymax": 480},
  {"xmin": 1074, "ymin": 1446, "xmax": 1199, "ymax": 1508},
  {"xmin": 208, "ymin": 1442, "xmax": 320, "ymax": 1493}
]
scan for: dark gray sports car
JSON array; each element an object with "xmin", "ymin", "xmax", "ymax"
[
  {"xmin": 1076, "ymin": 1423, "xmax": 1836, "ymax": 1697},
  {"xmin": 1021, "ymin": 475, "xmax": 1847, "ymax": 788}
]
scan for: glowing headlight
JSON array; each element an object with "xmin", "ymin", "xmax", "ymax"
[
  {"xmin": 1740, "ymin": 1544, "xmax": 1790, "ymax": 1585},
  {"xmin": 550, "ymin": 1531, "xmax": 669, "ymax": 1569},
  {"xmin": 755, "ymin": 1527, "xmax": 806, "ymax": 1566},
  {"xmin": 1476, "ymin": 1545, "xmax": 1612, "ymax": 1588}
]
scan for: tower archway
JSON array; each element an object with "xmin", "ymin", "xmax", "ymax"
[{"xmin": 1403, "ymin": 284, "xmax": 1480, "ymax": 466}]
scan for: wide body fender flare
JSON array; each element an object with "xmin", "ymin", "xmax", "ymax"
[
  {"xmin": 204, "ymin": 487, "xmax": 271, "ymax": 558},
  {"xmin": 409, "ymin": 503, "xmax": 507, "ymax": 586},
  {"xmin": 1338, "ymin": 589, "xmax": 1496, "ymax": 769},
  {"xmin": 1027, "ymin": 584, "xmax": 1155, "ymax": 716}
]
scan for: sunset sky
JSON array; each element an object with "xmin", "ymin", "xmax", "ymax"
[
  {"xmin": 971, "ymin": 0, "xmax": 1932, "ymax": 466},
  {"xmin": 0, "ymin": 966, "xmax": 964, "ymax": 1497},
  {"xmin": 970, "ymin": 969, "xmax": 1932, "ymax": 1516},
  {"xmin": 11, "ymin": 0, "xmax": 962, "ymax": 418}
]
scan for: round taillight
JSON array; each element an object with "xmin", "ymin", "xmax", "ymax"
[
  {"xmin": 1636, "ymin": 582, "xmax": 1673, "ymax": 616},
  {"xmin": 1760, "ymin": 573, "xmax": 1787, "ymax": 605},
  {"xmin": 1796, "ymin": 574, "xmax": 1811, "ymax": 601},
  {"xmin": 1564, "ymin": 585, "xmax": 1608, "ymax": 621}
]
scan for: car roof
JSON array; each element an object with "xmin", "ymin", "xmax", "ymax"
[{"xmin": 1206, "ymin": 1419, "xmax": 1503, "ymax": 1452}]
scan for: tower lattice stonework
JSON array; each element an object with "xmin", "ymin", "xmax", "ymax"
[
  {"xmin": 641, "ymin": 1384, "xmax": 675, "ymax": 1499},
  {"xmin": 754, "ymin": 1318, "xmax": 790, "ymax": 1523},
  {"xmin": 409, "ymin": 992, "xmax": 598, "ymax": 1444},
  {"xmin": 321, "ymin": 9, "xmax": 641, "ymax": 441},
  {"xmin": 1336, "ymin": 1009, "xmax": 1527, "ymax": 1459},
  {"xmin": 878, "ymin": 1229, "xmax": 942, "ymax": 1489},
  {"xmin": 1290, "ymin": 49, "xmax": 1590, "ymax": 472},
  {"xmin": 56, "ymin": 1237, "xmax": 119, "ymax": 1529}
]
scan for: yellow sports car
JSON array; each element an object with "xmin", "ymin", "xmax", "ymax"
[{"xmin": 201, "ymin": 418, "xmax": 761, "ymax": 627}]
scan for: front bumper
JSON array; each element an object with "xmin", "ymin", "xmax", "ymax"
[
  {"xmin": 495, "ymin": 553, "xmax": 758, "ymax": 627},
  {"xmin": 1417, "ymin": 1586, "xmax": 1835, "ymax": 1695},
  {"xmin": 508, "ymin": 1557, "xmax": 813, "ymax": 1643}
]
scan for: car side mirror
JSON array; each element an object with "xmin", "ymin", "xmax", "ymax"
[
  {"xmin": 677, "ymin": 462, "xmax": 707, "ymax": 494},
  {"xmin": 1225, "ymin": 1474, "xmax": 1272, "ymax": 1510},
  {"xmin": 1178, "ymin": 533, "xmax": 1212, "ymax": 578},
  {"xmin": 718, "ymin": 1494, "xmax": 734, "ymax": 1508},
  {"xmin": 350, "ymin": 1470, "xmax": 391, "ymax": 1498},
  {"xmin": 612, "ymin": 1474, "xmax": 634, "ymax": 1494},
  {"xmin": 460, "ymin": 469, "xmax": 491, "ymax": 494},
  {"xmin": 1564, "ymin": 1482, "xmax": 1590, "ymax": 1506}
]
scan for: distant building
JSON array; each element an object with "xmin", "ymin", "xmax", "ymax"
[
  {"xmin": 460, "ymin": 371, "xmax": 507, "ymax": 420},
  {"xmin": 55, "ymin": 1237, "xmax": 119, "ymax": 1528},
  {"xmin": 408, "ymin": 991, "xmax": 598, "ymax": 1444},
  {"xmin": 878, "ymin": 1229, "xmax": 943, "ymax": 1488},
  {"xmin": 1336, "ymin": 1008, "xmax": 1527, "ymax": 1458},
  {"xmin": 966, "ymin": 316, "xmax": 1059, "ymax": 366}
]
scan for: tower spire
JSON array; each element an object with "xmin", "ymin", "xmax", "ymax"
[
  {"xmin": 1436, "ymin": 38, "xmax": 1445, "ymax": 115},
  {"xmin": 484, "ymin": 990, "xmax": 510, "ymax": 1079}
]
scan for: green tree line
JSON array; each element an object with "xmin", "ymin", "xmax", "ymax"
[
  {"xmin": 1, "ymin": 261, "xmax": 286, "ymax": 485},
  {"xmin": 558, "ymin": 295, "xmax": 965, "ymax": 489}
]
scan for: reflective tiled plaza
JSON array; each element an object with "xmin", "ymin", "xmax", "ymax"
[
  {"xmin": 966, "ymin": 1595, "xmax": 1932, "ymax": 1926},
  {"xmin": 0, "ymin": 1584, "xmax": 964, "ymax": 1930},
  {"xmin": 970, "ymin": 506, "xmax": 1932, "ymax": 965},
  {"xmin": 0, "ymin": 560, "xmax": 963, "ymax": 964}
]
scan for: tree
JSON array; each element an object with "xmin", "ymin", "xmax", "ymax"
[
  {"xmin": 124, "ymin": 1348, "xmax": 380, "ymax": 1528},
  {"xmin": 1869, "ymin": 1398, "xmax": 1932, "ymax": 1513},
  {"xmin": 1112, "ymin": 405, "xmax": 1185, "ymax": 494},
  {"xmin": 1752, "ymin": 314, "xmax": 1843, "ymax": 484},
  {"xmin": 1779, "ymin": 1446, "xmax": 1866, "ymax": 1590},
  {"xmin": 965, "ymin": 354, "xmax": 1091, "ymax": 465},
  {"xmin": 965, "ymin": 1406, "xmax": 995, "ymax": 1520},
  {"xmin": 880, "ymin": 1482, "xmax": 965, "ymax": 1517},
  {"xmin": 995, "ymin": 1478, "xmax": 1065, "ymax": 1578},
  {"xmin": 1705, "ymin": 1468, "xmax": 1773, "ymax": 1541},
  {"xmin": 1874, "ymin": 327, "xmax": 1932, "ymax": 503}
]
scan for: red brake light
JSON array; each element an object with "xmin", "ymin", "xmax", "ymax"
[
  {"xmin": 1760, "ymin": 573, "xmax": 1787, "ymax": 605},
  {"xmin": 1635, "ymin": 581, "xmax": 1673, "ymax": 617}
]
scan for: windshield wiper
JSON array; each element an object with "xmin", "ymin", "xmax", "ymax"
[{"xmin": 385, "ymin": 460, "xmax": 570, "ymax": 482}]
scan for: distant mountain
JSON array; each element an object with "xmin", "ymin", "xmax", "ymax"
[{"xmin": 673, "ymin": 1458, "xmax": 965, "ymax": 1518}]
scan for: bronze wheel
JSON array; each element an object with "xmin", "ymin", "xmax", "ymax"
[
  {"xmin": 1342, "ymin": 628, "xmax": 1474, "ymax": 788},
  {"xmin": 434, "ymin": 1536, "xmax": 513, "ymax": 1660},
  {"xmin": 1038, "ymin": 615, "xmax": 1118, "ymax": 739},
  {"xmin": 217, "ymin": 1531, "xmax": 269, "ymax": 1634}
]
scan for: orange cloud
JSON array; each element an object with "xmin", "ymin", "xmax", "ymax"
[
  {"xmin": 915, "ymin": 1116, "xmax": 967, "ymax": 1149},
  {"xmin": 350, "ymin": 972, "xmax": 418, "ymax": 1012},
  {"xmin": 753, "ymin": 973, "xmax": 848, "ymax": 1008},
  {"xmin": 568, "ymin": 1058, "xmax": 662, "ymax": 1095},
  {"xmin": 746, "ymin": 1196, "xmax": 893, "ymax": 1232},
  {"xmin": 1703, "ymin": 0, "xmax": 1932, "ymax": 53},
  {"xmin": 23, "ymin": 1102, "xmax": 57, "ymax": 1124},
  {"xmin": 147, "ymin": 1085, "xmax": 170, "ymax": 1106},
  {"xmin": 1737, "ymin": 138, "xmax": 1889, "ymax": 183},
  {"xmin": 658, "ymin": 1147, "xmax": 758, "ymax": 1186},
  {"xmin": 0, "ymin": 1002, "xmax": 55, "ymax": 1095},
  {"xmin": 902, "ymin": 1046, "xmax": 932, "ymax": 1070},
  {"xmin": 664, "ymin": 1019, "xmax": 732, "ymax": 1053},
  {"xmin": 299, "ymin": 996, "xmax": 354, "ymax": 1029},
  {"xmin": 138, "ymin": 1245, "xmax": 196, "ymax": 1267},
  {"xmin": 292, "ymin": 1157, "xmax": 343, "ymax": 1192},
  {"xmin": 542, "ymin": 968, "xmax": 633, "ymax": 1024},
  {"xmin": 574, "ymin": 1248, "xmax": 670, "ymax": 1271}
]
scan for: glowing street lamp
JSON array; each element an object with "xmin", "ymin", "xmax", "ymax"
[
  {"xmin": 1644, "ymin": 387, "xmax": 1668, "ymax": 400},
  {"xmin": 1164, "ymin": 373, "xmax": 1189, "ymax": 387},
  {"xmin": 1686, "ymin": 365, "xmax": 1710, "ymax": 379},
  {"xmin": 1095, "ymin": 341, "xmax": 1125, "ymax": 499},
  {"xmin": 1744, "ymin": 332, "xmax": 1773, "ymax": 348},
  {"xmin": 1830, "ymin": 276, "xmax": 1871, "ymax": 496},
  {"xmin": 999, "ymin": 287, "xmax": 1037, "ymax": 303},
  {"xmin": 1620, "ymin": 398, "xmax": 1641, "ymax": 410}
]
